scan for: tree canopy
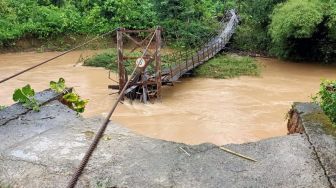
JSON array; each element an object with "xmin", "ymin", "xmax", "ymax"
[
  {"xmin": 269, "ymin": 0, "xmax": 336, "ymax": 61},
  {"xmin": 0, "ymin": 0, "xmax": 225, "ymax": 47}
]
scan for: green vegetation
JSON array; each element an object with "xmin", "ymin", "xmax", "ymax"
[
  {"xmin": 0, "ymin": 0, "xmax": 225, "ymax": 49},
  {"xmin": 313, "ymin": 79, "xmax": 336, "ymax": 127},
  {"xmin": 0, "ymin": 106, "xmax": 6, "ymax": 111},
  {"xmin": 2, "ymin": 0, "xmax": 336, "ymax": 62},
  {"xmin": 194, "ymin": 54, "xmax": 260, "ymax": 79},
  {"xmin": 62, "ymin": 92, "xmax": 88, "ymax": 113},
  {"xmin": 304, "ymin": 112, "xmax": 336, "ymax": 136},
  {"xmin": 12, "ymin": 84, "xmax": 40, "ymax": 111},
  {"xmin": 83, "ymin": 52, "xmax": 116, "ymax": 69},
  {"xmin": 226, "ymin": 0, "xmax": 336, "ymax": 62},
  {"xmin": 84, "ymin": 51, "xmax": 260, "ymax": 79},
  {"xmin": 83, "ymin": 51, "xmax": 173, "ymax": 74},
  {"xmin": 8, "ymin": 78, "xmax": 88, "ymax": 113},
  {"xmin": 50, "ymin": 77, "xmax": 66, "ymax": 93},
  {"xmin": 269, "ymin": 0, "xmax": 336, "ymax": 62},
  {"xmin": 83, "ymin": 51, "xmax": 137, "ymax": 73},
  {"xmin": 228, "ymin": 0, "xmax": 285, "ymax": 53},
  {"xmin": 49, "ymin": 78, "xmax": 88, "ymax": 113}
]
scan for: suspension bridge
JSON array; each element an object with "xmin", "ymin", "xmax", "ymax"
[
  {"xmin": 110, "ymin": 10, "xmax": 239, "ymax": 102},
  {"xmin": 0, "ymin": 10, "xmax": 239, "ymax": 188}
]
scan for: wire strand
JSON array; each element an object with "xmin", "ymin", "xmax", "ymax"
[
  {"xmin": 66, "ymin": 28, "xmax": 158, "ymax": 188},
  {"xmin": 0, "ymin": 29, "xmax": 117, "ymax": 84}
]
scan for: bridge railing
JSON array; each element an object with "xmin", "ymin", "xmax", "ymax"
[{"xmin": 161, "ymin": 9, "xmax": 239, "ymax": 82}]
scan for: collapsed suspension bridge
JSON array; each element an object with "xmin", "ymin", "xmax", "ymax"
[
  {"xmin": 0, "ymin": 10, "xmax": 239, "ymax": 188},
  {"xmin": 110, "ymin": 10, "xmax": 239, "ymax": 102}
]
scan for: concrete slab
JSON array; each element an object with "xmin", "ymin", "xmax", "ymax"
[
  {"xmin": 290, "ymin": 102, "xmax": 336, "ymax": 187},
  {"xmin": 0, "ymin": 91, "xmax": 333, "ymax": 188}
]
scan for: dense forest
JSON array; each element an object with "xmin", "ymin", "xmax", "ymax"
[{"xmin": 1, "ymin": 0, "xmax": 336, "ymax": 62}]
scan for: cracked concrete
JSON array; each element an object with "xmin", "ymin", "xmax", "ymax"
[
  {"xmin": 288, "ymin": 103, "xmax": 336, "ymax": 187},
  {"xmin": 0, "ymin": 90, "xmax": 335, "ymax": 187}
]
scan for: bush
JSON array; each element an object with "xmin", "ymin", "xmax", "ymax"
[
  {"xmin": 83, "ymin": 51, "xmax": 142, "ymax": 73},
  {"xmin": 269, "ymin": 0, "xmax": 324, "ymax": 59},
  {"xmin": 269, "ymin": 0, "xmax": 336, "ymax": 62},
  {"xmin": 83, "ymin": 52, "xmax": 118, "ymax": 70},
  {"xmin": 313, "ymin": 80, "xmax": 336, "ymax": 126},
  {"xmin": 0, "ymin": 0, "xmax": 225, "ymax": 49}
]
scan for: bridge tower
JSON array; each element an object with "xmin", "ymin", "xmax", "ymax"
[{"xmin": 112, "ymin": 27, "xmax": 162, "ymax": 103}]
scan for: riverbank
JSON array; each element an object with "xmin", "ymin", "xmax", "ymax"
[
  {"xmin": 0, "ymin": 89, "xmax": 335, "ymax": 187},
  {"xmin": 0, "ymin": 35, "xmax": 116, "ymax": 54}
]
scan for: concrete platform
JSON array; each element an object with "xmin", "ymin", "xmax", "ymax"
[{"xmin": 0, "ymin": 90, "xmax": 335, "ymax": 188}]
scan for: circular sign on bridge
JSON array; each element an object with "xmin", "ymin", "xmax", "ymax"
[{"xmin": 136, "ymin": 58, "xmax": 146, "ymax": 68}]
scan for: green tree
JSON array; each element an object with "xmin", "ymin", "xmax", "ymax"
[{"xmin": 269, "ymin": 0, "xmax": 336, "ymax": 62}]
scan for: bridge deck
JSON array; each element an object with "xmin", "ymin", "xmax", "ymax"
[{"xmin": 163, "ymin": 10, "xmax": 239, "ymax": 82}]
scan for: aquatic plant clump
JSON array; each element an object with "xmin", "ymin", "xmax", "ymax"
[{"xmin": 194, "ymin": 54, "xmax": 261, "ymax": 79}]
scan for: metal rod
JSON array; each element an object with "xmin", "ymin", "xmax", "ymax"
[{"xmin": 66, "ymin": 30, "xmax": 157, "ymax": 188}]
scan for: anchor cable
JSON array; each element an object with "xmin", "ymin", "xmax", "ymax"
[
  {"xmin": 0, "ymin": 28, "xmax": 117, "ymax": 84},
  {"xmin": 66, "ymin": 29, "xmax": 157, "ymax": 188}
]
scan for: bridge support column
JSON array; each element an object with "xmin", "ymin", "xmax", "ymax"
[{"xmin": 117, "ymin": 28, "xmax": 126, "ymax": 92}]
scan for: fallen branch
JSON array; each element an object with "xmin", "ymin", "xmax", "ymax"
[
  {"xmin": 179, "ymin": 147, "xmax": 191, "ymax": 156},
  {"xmin": 219, "ymin": 146, "xmax": 257, "ymax": 162}
]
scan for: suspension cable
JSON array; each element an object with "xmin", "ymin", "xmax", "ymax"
[
  {"xmin": 66, "ymin": 28, "xmax": 158, "ymax": 188},
  {"xmin": 0, "ymin": 29, "xmax": 118, "ymax": 84}
]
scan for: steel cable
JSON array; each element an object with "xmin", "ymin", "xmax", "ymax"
[
  {"xmin": 66, "ymin": 29, "xmax": 157, "ymax": 188},
  {"xmin": 0, "ymin": 28, "xmax": 117, "ymax": 84}
]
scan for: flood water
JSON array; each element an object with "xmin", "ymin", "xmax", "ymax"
[{"xmin": 1, "ymin": 50, "xmax": 336, "ymax": 145}]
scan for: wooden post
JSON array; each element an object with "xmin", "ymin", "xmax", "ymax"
[
  {"xmin": 155, "ymin": 27, "xmax": 162, "ymax": 100},
  {"xmin": 117, "ymin": 28, "xmax": 126, "ymax": 92}
]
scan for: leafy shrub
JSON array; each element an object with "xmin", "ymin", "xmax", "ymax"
[
  {"xmin": 12, "ymin": 84, "xmax": 40, "ymax": 111},
  {"xmin": 50, "ymin": 78, "xmax": 88, "ymax": 113},
  {"xmin": 269, "ymin": 0, "xmax": 336, "ymax": 62},
  {"xmin": 269, "ymin": 0, "xmax": 324, "ymax": 59},
  {"xmin": 83, "ymin": 52, "xmax": 117, "ymax": 69},
  {"xmin": 313, "ymin": 79, "xmax": 336, "ymax": 126}
]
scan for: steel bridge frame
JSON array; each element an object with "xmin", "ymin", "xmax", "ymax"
[{"xmin": 116, "ymin": 27, "xmax": 162, "ymax": 102}]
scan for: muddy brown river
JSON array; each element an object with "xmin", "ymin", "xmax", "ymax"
[{"xmin": 1, "ymin": 50, "xmax": 336, "ymax": 145}]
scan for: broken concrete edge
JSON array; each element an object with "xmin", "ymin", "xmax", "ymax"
[
  {"xmin": 287, "ymin": 102, "xmax": 336, "ymax": 187},
  {"xmin": 0, "ymin": 88, "xmax": 72, "ymax": 126},
  {"xmin": 0, "ymin": 90, "xmax": 335, "ymax": 187}
]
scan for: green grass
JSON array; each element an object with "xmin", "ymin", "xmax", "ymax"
[
  {"xmin": 194, "ymin": 54, "xmax": 261, "ymax": 79},
  {"xmin": 83, "ymin": 51, "xmax": 138, "ymax": 73},
  {"xmin": 83, "ymin": 51, "xmax": 171, "ymax": 74},
  {"xmin": 83, "ymin": 52, "xmax": 117, "ymax": 69}
]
